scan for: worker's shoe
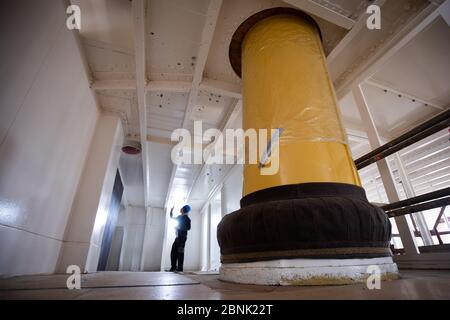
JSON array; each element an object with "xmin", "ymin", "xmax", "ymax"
[{"xmin": 169, "ymin": 267, "xmax": 176, "ymax": 272}]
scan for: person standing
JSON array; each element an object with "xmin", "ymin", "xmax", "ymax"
[{"xmin": 169, "ymin": 205, "xmax": 191, "ymax": 272}]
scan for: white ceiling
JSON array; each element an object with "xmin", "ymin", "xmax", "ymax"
[
  {"xmin": 372, "ymin": 16, "xmax": 450, "ymax": 107},
  {"xmin": 147, "ymin": 91, "xmax": 187, "ymax": 139},
  {"xmin": 73, "ymin": 0, "xmax": 450, "ymax": 211},
  {"xmin": 73, "ymin": 0, "xmax": 134, "ymax": 49},
  {"xmin": 339, "ymin": 83, "xmax": 442, "ymax": 140},
  {"xmin": 146, "ymin": 0, "xmax": 209, "ymax": 82},
  {"xmin": 205, "ymin": 0, "xmax": 350, "ymax": 84}
]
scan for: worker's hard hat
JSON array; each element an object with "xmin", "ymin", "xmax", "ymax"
[{"xmin": 182, "ymin": 205, "xmax": 191, "ymax": 214}]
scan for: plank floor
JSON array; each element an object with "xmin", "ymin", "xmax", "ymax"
[{"xmin": 1, "ymin": 270, "xmax": 449, "ymax": 300}]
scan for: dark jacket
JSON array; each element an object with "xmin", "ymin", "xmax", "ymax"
[{"xmin": 176, "ymin": 215, "xmax": 191, "ymax": 238}]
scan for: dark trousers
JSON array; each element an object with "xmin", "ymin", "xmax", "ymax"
[{"xmin": 170, "ymin": 236, "xmax": 187, "ymax": 271}]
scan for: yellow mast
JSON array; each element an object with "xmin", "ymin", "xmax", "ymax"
[{"xmin": 241, "ymin": 14, "xmax": 361, "ymax": 195}]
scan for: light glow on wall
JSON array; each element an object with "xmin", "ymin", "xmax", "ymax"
[{"xmin": 0, "ymin": 200, "xmax": 20, "ymax": 225}]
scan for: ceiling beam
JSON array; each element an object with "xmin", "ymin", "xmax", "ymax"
[
  {"xmin": 199, "ymin": 164, "xmax": 239, "ymax": 214},
  {"xmin": 186, "ymin": 99, "xmax": 242, "ymax": 201},
  {"xmin": 327, "ymin": 0, "xmax": 387, "ymax": 65},
  {"xmin": 365, "ymin": 78, "xmax": 445, "ymax": 111},
  {"xmin": 439, "ymin": 0, "xmax": 450, "ymax": 26},
  {"xmin": 347, "ymin": 132, "xmax": 369, "ymax": 144},
  {"xmin": 82, "ymin": 38, "xmax": 134, "ymax": 56},
  {"xmin": 282, "ymin": 0, "xmax": 356, "ymax": 29},
  {"xmin": 164, "ymin": 0, "xmax": 223, "ymax": 210},
  {"xmin": 91, "ymin": 80, "xmax": 136, "ymax": 91},
  {"xmin": 91, "ymin": 77, "xmax": 240, "ymax": 98},
  {"xmin": 146, "ymin": 135, "xmax": 177, "ymax": 145},
  {"xmin": 199, "ymin": 78, "xmax": 242, "ymax": 99},
  {"xmin": 147, "ymin": 80, "xmax": 191, "ymax": 93},
  {"xmin": 146, "ymin": 135, "xmax": 210, "ymax": 146},
  {"xmin": 182, "ymin": 0, "xmax": 223, "ymax": 128},
  {"xmin": 132, "ymin": 0, "xmax": 150, "ymax": 209}
]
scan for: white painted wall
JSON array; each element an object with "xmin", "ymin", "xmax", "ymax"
[
  {"xmin": 0, "ymin": 0, "xmax": 99, "ymax": 276},
  {"xmin": 198, "ymin": 166, "xmax": 243, "ymax": 272},
  {"xmin": 183, "ymin": 211, "xmax": 201, "ymax": 271},
  {"xmin": 141, "ymin": 207, "xmax": 166, "ymax": 271},
  {"xmin": 116, "ymin": 205, "xmax": 127, "ymax": 270},
  {"xmin": 221, "ymin": 165, "xmax": 243, "ymax": 216},
  {"xmin": 200, "ymin": 206, "xmax": 210, "ymax": 271},
  {"xmin": 120, "ymin": 206, "xmax": 146, "ymax": 271},
  {"xmin": 58, "ymin": 114, "xmax": 123, "ymax": 273},
  {"xmin": 210, "ymin": 199, "xmax": 222, "ymax": 271},
  {"xmin": 106, "ymin": 225, "xmax": 124, "ymax": 271}
]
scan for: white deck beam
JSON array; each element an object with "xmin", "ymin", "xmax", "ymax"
[
  {"xmin": 327, "ymin": 0, "xmax": 387, "ymax": 65},
  {"xmin": 186, "ymin": 99, "xmax": 242, "ymax": 202},
  {"xmin": 283, "ymin": 0, "xmax": 356, "ymax": 29},
  {"xmin": 164, "ymin": 0, "xmax": 223, "ymax": 210},
  {"xmin": 132, "ymin": 0, "xmax": 150, "ymax": 210},
  {"xmin": 352, "ymin": 85, "xmax": 419, "ymax": 256},
  {"xmin": 91, "ymin": 78, "xmax": 240, "ymax": 98},
  {"xmin": 336, "ymin": 2, "xmax": 442, "ymax": 99},
  {"xmin": 199, "ymin": 78, "xmax": 242, "ymax": 99},
  {"xmin": 365, "ymin": 78, "xmax": 445, "ymax": 111}
]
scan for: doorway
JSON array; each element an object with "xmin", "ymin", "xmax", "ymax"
[{"xmin": 97, "ymin": 170, "xmax": 124, "ymax": 271}]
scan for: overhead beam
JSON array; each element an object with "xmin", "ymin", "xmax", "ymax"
[
  {"xmin": 352, "ymin": 85, "xmax": 420, "ymax": 256},
  {"xmin": 91, "ymin": 80, "xmax": 136, "ymax": 91},
  {"xmin": 327, "ymin": 0, "xmax": 387, "ymax": 65},
  {"xmin": 145, "ymin": 134, "xmax": 210, "ymax": 146},
  {"xmin": 282, "ymin": 0, "xmax": 356, "ymax": 29},
  {"xmin": 132, "ymin": 0, "xmax": 150, "ymax": 210},
  {"xmin": 146, "ymin": 135, "xmax": 177, "ymax": 145},
  {"xmin": 439, "ymin": 0, "xmax": 450, "ymax": 26},
  {"xmin": 186, "ymin": 99, "xmax": 242, "ymax": 201},
  {"xmin": 182, "ymin": 0, "xmax": 223, "ymax": 128},
  {"xmin": 91, "ymin": 80, "xmax": 190, "ymax": 92},
  {"xmin": 91, "ymin": 77, "xmax": 240, "ymax": 98},
  {"xmin": 82, "ymin": 38, "xmax": 134, "ymax": 56},
  {"xmin": 199, "ymin": 78, "xmax": 242, "ymax": 99},
  {"xmin": 200, "ymin": 165, "xmax": 239, "ymax": 214},
  {"xmin": 346, "ymin": 128, "xmax": 370, "ymax": 142},
  {"xmin": 164, "ymin": 0, "xmax": 223, "ymax": 210},
  {"xmin": 147, "ymin": 80, "xmax": 191, "ymax": 93},
  {"xmin": 365, "ymin": 78, "xmax": 445, "ymax": 111},
  {"xmin": 335, "ymin": 2, "xmax": 442, "ymax": 99}
]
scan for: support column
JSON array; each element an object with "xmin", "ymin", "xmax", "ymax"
[
  {"xmin": 205, "ymin": 204, "xmax": 211, "ymax": 271},
  {"xmin": 217, "ymin": 8, "xmax": 398, "ymax": 285},
  {"xmin": 394, "ymin": 154, "xmax": 434, "ymax": 246},
  {"xmin": 220, "ymin": 185, "xmax": 228, "ymax": 218},
  {"xmin": 352, "ymin": 85, "xmax": 419, "ymax": 255}
]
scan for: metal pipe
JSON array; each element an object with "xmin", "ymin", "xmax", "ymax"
[
  {"xmin": 386, "ymin": 197, "xmax": 450, "ymax": 218},
  {"xmin": 356, "ymin": 117, "xmax": 450, "ymax": 169},
  {"xmin": 381, "ymin": 187, "xmax": 450, "ymax": 211},
  {"xmin": 433, "ymin": 206, "xmax": 447, "ymax": 245},
  {"xmin": 394, "ymin": 153, "xmax": 434, "ymax": 245},
  {"xmin": 355, "ymin": 108, "xmax": 450, "ymax": 169}
]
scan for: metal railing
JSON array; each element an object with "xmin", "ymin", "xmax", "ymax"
[
  {"xmin": 355, "ymin": 108, "xmax": 450, "ymax": 170},
  {"xmin": 355, "ymin": 108, "xmax": 450, "ymax": 247}
]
